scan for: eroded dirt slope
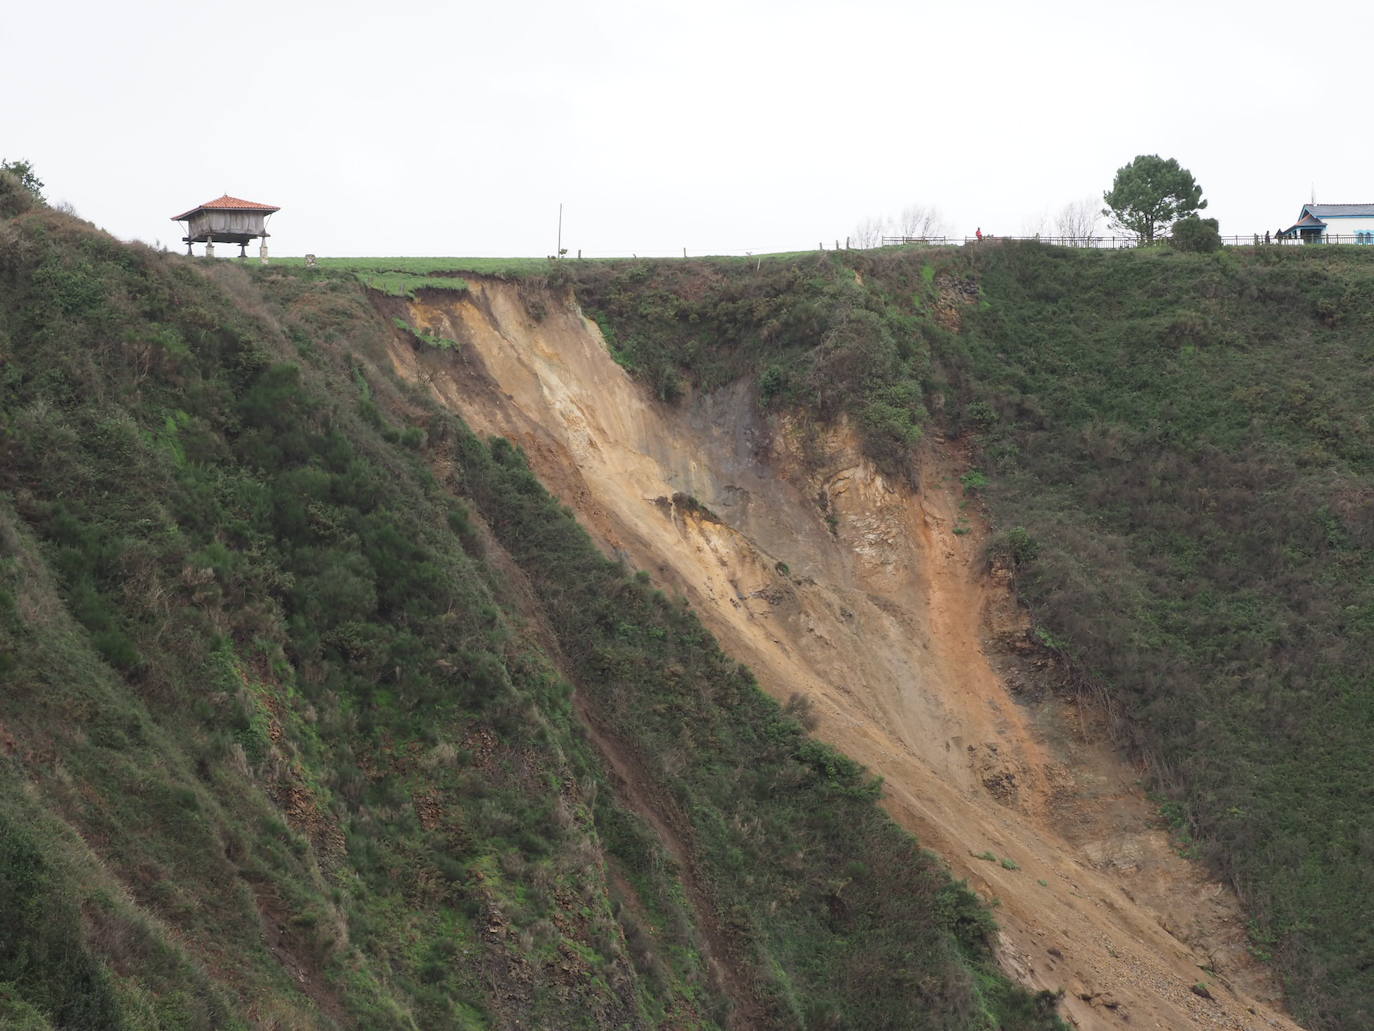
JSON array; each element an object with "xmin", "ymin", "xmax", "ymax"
[{"xmin": 388, "ymin": 277, "xmax": 1302, "ymax": 1031}]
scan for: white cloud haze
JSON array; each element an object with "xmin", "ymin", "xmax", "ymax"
[{"xmin": 4, "ymin": 0, "xmax": 1369, "ymax": 256}]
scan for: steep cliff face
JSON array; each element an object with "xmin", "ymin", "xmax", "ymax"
[
  {"xmin": 390, "ymin": 277, "xmax": 1301, "ymax": 1031},
  {"xmin": 4, "ymin": 210, "xmax": 1078, "ymax": 1030}
]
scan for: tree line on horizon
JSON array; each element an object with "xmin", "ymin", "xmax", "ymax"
[{"xmin": 853, "ymin": 154, "xmax": 1218, "ymax": 250}]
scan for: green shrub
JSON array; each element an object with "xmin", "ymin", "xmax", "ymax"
[
  {"xmin": 0, "ymin": 813, "xmax": 122, "ymax": 1027},
  {"xmin": 1170, "ymin": 216, "xmax": 1222, "ymax": 253},
  {"xmin": 960, "ymin": 469, "xmax": 989, "ymax": 494},
  {"xmin": 0, "ymin": 170, "xmax": 35, "ymax": 218},
  {"xmin": 992, "ymin": 526, "xmax": 1039, "ymax": 566}
]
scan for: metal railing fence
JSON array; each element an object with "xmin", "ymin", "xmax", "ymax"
[{"xmin": 880, "ymin": 234, "xmax": 1374, "ymax": 249}]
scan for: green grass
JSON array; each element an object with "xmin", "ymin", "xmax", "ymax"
[
  {"xmin": 354, "ymin": 271, "xmax": 469, "ymax": 298},
  {"xmin": 267, "ymin": 255, "xmax": 541, "ymax": 271},
  {"xmin": 268, "ymin": 255, "xmax": 561, "ymax": 276},
  {"xmin": 268, "ymin": 251, "xmax": 858, "ymax": 277},
  {"xmin": 258, "ymin": 256, "xmax": 518, "ymax": 299}
]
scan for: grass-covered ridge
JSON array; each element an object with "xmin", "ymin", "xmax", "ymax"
[
  {"xmin": 568, "ymin": 240, "xmax": 1374, "ymax": 1031},
  {"xmin": 940, "ymin": 242, "xmax": 1374, "ymax": 1031},
  {"xmin": 269, "ymin": 256, "xmax": 556, "ymax": 276},
  {"xmin": 0, "ymin": 199, "xmax": 1061, "ymax": 1029},
  {"xmin": 267, "ymin": 256, "xmax": 554, "ymax": 297},
  {"xmin": 257, "ymin": 257, "xmax": 477, "ymax": 299}
]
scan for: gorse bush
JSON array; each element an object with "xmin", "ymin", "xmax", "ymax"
[
  {"xmin": 1170, "ymin": 215, "xmax": 1222, "ymax": 253},
  {"xmin": 0, "ymin": 170, "xmax": 35, "ymax": 218}
]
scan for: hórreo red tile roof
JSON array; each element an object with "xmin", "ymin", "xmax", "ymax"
[{"xmin": 171, "ymin": 195, "xmax": 280, "ymax": 220}]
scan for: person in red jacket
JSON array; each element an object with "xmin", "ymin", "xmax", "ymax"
[{"xmin": 975, "ymin": 227, "xmax": 983, "ymax": 241}]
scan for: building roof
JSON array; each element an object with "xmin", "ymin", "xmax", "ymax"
[
  {"xmin": 1282, "ymin": 203, "xmax": 1374, "ymax": 235},
  {"xmin": 1304, "ymin": 203, "xmax": 1374, "ymax": 217},
  {"xmin": 171, "ymin": 194, "xmax": 280, "ymax": 220}
]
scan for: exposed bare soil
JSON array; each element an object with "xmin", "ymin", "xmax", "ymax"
[{"xmin": 386, "ymin": 277, "xmax": 1303, "ymax": 1031}]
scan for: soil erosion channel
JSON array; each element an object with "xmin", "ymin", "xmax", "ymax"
[{"xmin": 388, "ymin": 277, "xmax": 1302, "ymax": 1031}]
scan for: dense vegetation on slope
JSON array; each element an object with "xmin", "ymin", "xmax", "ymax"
[
  {"xmin": 573, "ymin": 242, "xmax": 1374, "ymax": 1031},
  {"xmin": 943, "ymin": 243, "xmax": 1374, "ymax": 1031},
  {"xmin": 0, "ymin": 190, "xmax": 1061, "ymax": 1027},
  {"xmin": 561, "ymin": 255, "xmax": 940, "ymax": 477}
]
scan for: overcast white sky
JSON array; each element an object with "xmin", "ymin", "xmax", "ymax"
[{"xmin": 4, "ymin": 0, "xmax": 1370, "ymax": 257}]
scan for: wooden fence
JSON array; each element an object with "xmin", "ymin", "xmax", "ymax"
[{"xmin": 880, "ymin": 234, "xmax": 1374, "ymax": 249}]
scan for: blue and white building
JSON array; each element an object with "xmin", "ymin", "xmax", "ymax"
[{"xmin": 1281, "ymin": 204, "xmax": 1374, "ymax": 244}]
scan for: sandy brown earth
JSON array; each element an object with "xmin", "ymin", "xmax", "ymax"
[{"xmin": 387, "ymin": 276, "xmax": 1304, "ymax": 1031}]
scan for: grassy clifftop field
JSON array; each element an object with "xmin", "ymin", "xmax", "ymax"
[{"xmin": 0, "ymin": 186, "xmax": 1061, "ymax": 1028}]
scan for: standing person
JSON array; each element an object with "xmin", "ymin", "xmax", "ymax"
[
  {"xmin": 1265, "ymin": 230, "xmax": 1271, "ymax": 245},
  {"xmin": 975, "ymin": 227, "xmax": 983, "ymax": 242}
]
